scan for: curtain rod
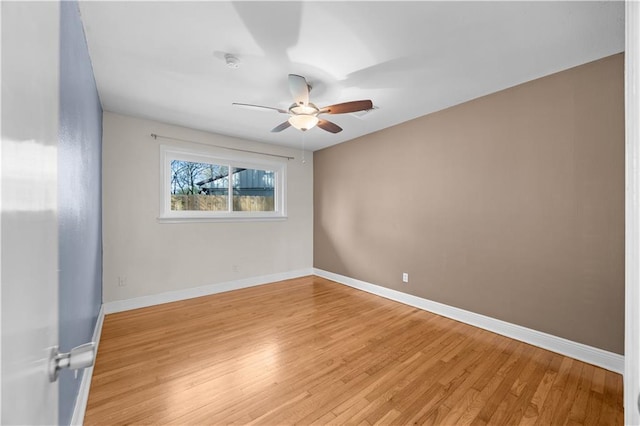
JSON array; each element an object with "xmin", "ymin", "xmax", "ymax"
[{"xmin": 150, "ymin": 133, "xmax": 295, "ymax": 160}]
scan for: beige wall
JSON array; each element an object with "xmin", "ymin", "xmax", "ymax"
[
  {"xmin": 102, "ymin": 112, "xmax": 313, "ymax": 303},
  {"xmin": 314, "ymin": 54, "xmax": 624, "ymax": 354}
]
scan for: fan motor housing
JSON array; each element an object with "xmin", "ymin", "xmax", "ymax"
[{"xmin": 289, "ymin": 103, "xmax": 319, "ymax": 115}]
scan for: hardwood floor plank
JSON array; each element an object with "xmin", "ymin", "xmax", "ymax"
[
  {"xmin": 534, "ymin": 356, "xmax": 574, "ymax": 425},
  {"xmin": 518, "ymin": 355, "xmax": 562, "ymax": 425},
  {"xmin": 550, "ymin": 359, "xmax": 584, "ymax": 425},
  {"xmin": 330, "ymin": 397, "xmax": 371, "ymax": 424},
  {"xmin": 502, "ymin": 348, "xmax": 554, "ymax": 425},
  {"xmin": 362, "ymin": 341, "xmax": 485, "ymax": 424},
  {"xmin": 434, "ymin": 334, "xmax": 512, "ymax": 415},
  {"xmin": 598, "ymin": 370, "xmax": 624, "ymax": 426},
  {"xmin": 84, "ymin": 276, "xmax": 623, "ymax": 425},
  {"xmin": 566, "ymin": 363, "xmax": 596, "ymax": 425},
  {"xmin": 445, "ymin": 345, "xmax": 522, "ymax": 424}
]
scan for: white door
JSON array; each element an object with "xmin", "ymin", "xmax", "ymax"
[
  {"xmin": 627, "ymin": 2, "xmax": 640, "ymax": 425},
  {"xmin": 1, "ymin": 2, "xmax": 61, "ymax": 424}
]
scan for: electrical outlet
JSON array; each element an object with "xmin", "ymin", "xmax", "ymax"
[
  {"xmin": 402, "ymin": 273, "xmax": 409, "ymax": 283},
  {"xmin": 118, "ymin": 276, "xmax": 127, "ymax": 287}
]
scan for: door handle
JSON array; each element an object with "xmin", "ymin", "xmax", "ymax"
[{"xmin": 48, "ymin": 342, "xmax": 96, "ymax": 382}]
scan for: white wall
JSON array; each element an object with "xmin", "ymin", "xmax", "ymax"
[{"xmin": 102, "ymin": 112, "xmax": 313, "ymax": 303}]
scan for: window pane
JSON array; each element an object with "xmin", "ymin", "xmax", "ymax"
[
  {"xmin": 170, "ymin": 160, "xmax": 229, "ymax": 211},
  {"xmin": 232, "ymin": 167, "xmax": 275, "ymax": 211}
]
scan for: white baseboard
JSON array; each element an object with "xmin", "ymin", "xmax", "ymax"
[
  {"xmin": 70, "ymin": 304, "xmax": 105, "ymax": 426},
  {"xmin": 103, "ymin": 268, "xmax": 314, "ymax": 314},
  {"xmin": 313, "ymin": 268, "xmax": 624, "ymax": 374}
]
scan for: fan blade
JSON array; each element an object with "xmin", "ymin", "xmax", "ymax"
[
  {"xmin": 319, "ymin": 100, "xmax": 373, "ymax": 115},
  {"xmin": 289, "ymin": 74, "xmax": 309, "ymax": 106},
  {"xmin": 271, "ymin": 121, "xmax": 291, "ymax": 132},
  {"xmin": 317, "ymin": 119, "xmax": 342, "ymax": 134},
  {"xmin": 232, "ymin": 103, "xmax": 287, "ymax": 114}
]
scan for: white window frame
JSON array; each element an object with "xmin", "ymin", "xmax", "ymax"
[{"xmin": 159, "ymin": 145, "xmax": 287, "ymax": 222}]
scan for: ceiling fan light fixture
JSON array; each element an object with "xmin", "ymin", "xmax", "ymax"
[
  {"xmin": 288, "ymin": 114, "xmax": 319, "ymax": 131},
  {"xmin": 234, "ymin": 74, "xmax": 372, "ymax": 134}
]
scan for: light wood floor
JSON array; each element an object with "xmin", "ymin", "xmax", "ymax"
[{"xmin": 84, "ymin": 276, "xmax": 623, "ymax": 425}]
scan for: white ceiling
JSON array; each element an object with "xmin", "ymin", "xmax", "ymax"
[{"xmin": 79, "ymin": 1, "xmax": 624, "ymax": 152}]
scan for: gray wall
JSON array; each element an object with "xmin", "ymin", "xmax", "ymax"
[
  {"xmin": 58, "ymin": 2, "xmax": 103, "ymax": 424},
  {"xmin": 314, "ymin": 54, "xmax": 625, "ymax": 354}
]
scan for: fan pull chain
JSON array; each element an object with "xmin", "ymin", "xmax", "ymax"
[{"xmin": 301, "ymin": 132, "xmax": 307, "ymax": 164}]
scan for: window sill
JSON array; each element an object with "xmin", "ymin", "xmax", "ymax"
[{"xmin": 157, "ymin": 215, "xmax": 288, "ymax": 224}]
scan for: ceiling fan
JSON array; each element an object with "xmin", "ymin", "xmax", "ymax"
[{"xmin": 233, "ymin": 74, "xmax": 373, "ymax": 134}]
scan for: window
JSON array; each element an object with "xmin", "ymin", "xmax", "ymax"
[{"xmin": 159, "ymin": 145, "xmax": 286, "ymax": 221}]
